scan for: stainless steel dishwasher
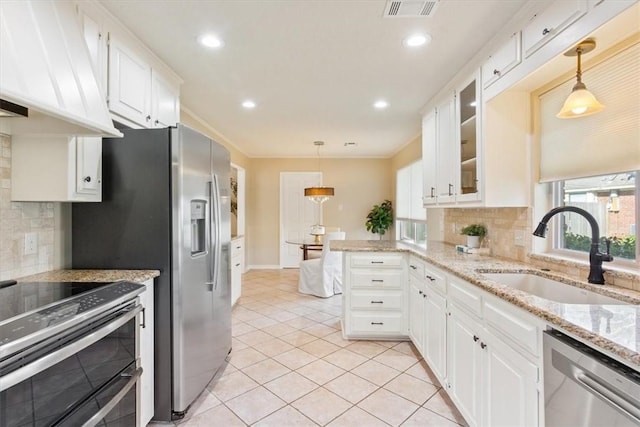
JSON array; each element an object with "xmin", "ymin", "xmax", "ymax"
[{"xmin": 544, "ymin": 329, "xmax": 640, "ymax": 427}]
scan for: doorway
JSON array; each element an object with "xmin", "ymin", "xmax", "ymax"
[{"xmin": 280, "ymin": 172, "xmax": 322, "ymax": 268}]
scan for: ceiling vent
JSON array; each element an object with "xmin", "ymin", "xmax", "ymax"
[{"xmin": 384, "ymin": 0, "xmax": 439, "ymax": 18}]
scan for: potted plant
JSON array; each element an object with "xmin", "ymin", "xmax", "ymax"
[
  {"xmin": 460, "ymin": 224, "xmax": 487, "ymax": 248},
  {"xmin": 365, "ymin": 199, "xmax": 393, "ymax": 239}
]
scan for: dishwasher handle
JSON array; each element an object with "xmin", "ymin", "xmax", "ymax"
[{"xmin": 573, "ymin": 370, "xmax": 640, "ymax": 424}]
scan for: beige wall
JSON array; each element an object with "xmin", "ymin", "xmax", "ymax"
[
  {"xmin": 246, "ymin": 157, "xmax": 392, "ymax": 267},
  {"xmin": 0, "ymin": 135, "xmax": 70, "ymax": 280}
]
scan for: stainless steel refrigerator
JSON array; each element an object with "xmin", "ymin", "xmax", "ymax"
[{"xmin": 72, "ymin": 124, "xmax": 232, "ymax": 422}]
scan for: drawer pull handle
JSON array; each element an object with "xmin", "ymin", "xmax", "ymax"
[
  {"xmin": 481, "ymin": 342, "xmax": 488, "ymax": 349},
  {"xmin": 426, "ymin": 275, "xmax": 436, "ymax": 282},
  {"xmin": 473, "ymin": 335, "xmax": 479, "ymax": 342},
  {"xmin": 371, "ymin": 322, "xmax": 384, "ymax": 325},
  {"xmin": 371, "ymin": 279, "xmax": 384, "ymax": 283},
  {"xmin": 371, "ymin": 261, "xmax": 384, "ymax": 264},
  {"xmin": 370, "ymin": 301, "xmax": 384, "ymax": 304},
  {"xmin": 493, "ymin": 69, "xmax": 500, "ymax": 76},
  {"xmin": 542, "ymin": 27, "xmax": 551, "ymax": 36},
  {"xmin": 410, "ymin": 265, "xmax": 417, "ymax": 270}
]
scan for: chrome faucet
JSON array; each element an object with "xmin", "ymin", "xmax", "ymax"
[{"xmin": 533, "ymin": 206, "xmax": 613, "ymax": 284}]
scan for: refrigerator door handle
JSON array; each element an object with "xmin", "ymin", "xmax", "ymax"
[
  {"xmin": 211, "ymin": 174, "xmax": 222, "ymax": 291},
  {"xmin": 205, "ymin": 180, "xmax": 216, "ymax": 291}
]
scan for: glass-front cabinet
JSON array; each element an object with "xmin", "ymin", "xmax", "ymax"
[{"xmin": 456, "ymin": 75, "xmax": 481, "ymax": 202}]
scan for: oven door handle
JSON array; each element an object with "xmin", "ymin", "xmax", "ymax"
[
  {"xmin": 81, "ymin": 367, "xmax": 143, "ymax": 427},
  {"xmin": 0, "ymin": 305, "xmax": 142, "ymax": 392}
]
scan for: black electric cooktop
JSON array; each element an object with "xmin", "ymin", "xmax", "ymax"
[{"xmin": 0, "ymin": 280, "xmax": 145, "ymax": 356}]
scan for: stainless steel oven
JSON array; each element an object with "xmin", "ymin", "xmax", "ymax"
[{"xmin": 0, "ymin": 281, "xmax": 145, "ymax": 427}]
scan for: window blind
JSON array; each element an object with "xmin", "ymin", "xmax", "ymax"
[{"xmin": 539, "ymin": 42, "xmax": 640, "ymax": 182}]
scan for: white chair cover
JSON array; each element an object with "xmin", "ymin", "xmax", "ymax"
[{"xmin": 298, "ymin": 232, "xmax": 346, "ymax": 298}]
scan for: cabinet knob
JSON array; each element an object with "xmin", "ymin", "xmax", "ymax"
[
  {"xmin": 542, "ymin": 27, "xmax": 551, "ymax": 35},
  {"xmin": 155, "ymin": 119, "xmax": 159, "ymax": 125},
  {"xmin": 418, "ymin": 290, "xmax": 423, "ymax": 295},
  {"xmin": 423, "ymin": 294, "xmax": 426, "ymax": 299},
  {"xmin": 426, "ymin": 275, "xmax": 436, "ymax": 282},
  {"xmin": 84, "ymin": 176, "xmax": 91, "ymax": 183},
  {"xmin": 410, "ymin": 265, "xmax": 417, "ymax": 270},
  {"xmin": 146, "ymin": 115, "xmax": 151, "ymax": 121},
  {"xmin": 481, "ymin": 342, "xmax": 487, "ymax": 349},
  {"xmin": 493, "ymin": 69, "xmax": 500, "ymax": 76},
  {"xmin": 473, "ymin": 335, "xmax": 479, "ymax": 342}
]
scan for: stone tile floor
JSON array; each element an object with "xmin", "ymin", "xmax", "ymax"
[{"xmin": 149, "ymin": 269, "xmax": 466, "ymax": 426}]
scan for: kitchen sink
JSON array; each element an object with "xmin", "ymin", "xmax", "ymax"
[{"xmin": 481, "ymin": 272, "xmax": 628, "ymax": 305}]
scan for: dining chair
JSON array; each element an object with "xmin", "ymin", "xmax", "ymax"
[{"xmin": 298, "ymin": 231, "xmax": 346, "ymax": 297}]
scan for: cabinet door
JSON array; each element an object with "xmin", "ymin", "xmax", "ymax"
[
  {"xmin": 522, "ymin": 0, "xmax": 587, "ymax": 58},
  {"xmin": 138, "ymin": 281, "xmax": 155, "ymax": 426},
  {"xmin": 108, "ymin": 35, "xmax": 151, "ymax": 127},
  {"xmin": 151, "ymin": 72, "xmax": 180, "ymax": 128},
  {"xmin": 447, "ymin": 305, "xmax": 482, "ymax": 426},
  {"xmin": 424, "ymin": 287, "xmax": 447, "ymax": 384},
  {"xmin": 456, "ymin": 76, "xmax": 480, "ymax": 202},
  {"xmin": 422, "ymin": 111, "xmax": 437, "ymax": 205},
  {"xmin": 76, "ymin": 3, "xmax": 107, "ymax": 94},
  {"xmin": 75, "ymin": 137, "xmax": 101, "ymax": 197},
  {"xmin": 482, "ymin": 32, "xmax": 521, "ymax": 89},
  {"xmin": 483, "ymin": 330, "xmax": 538, "ymax": 427},
  {"xmin": 408, "ymin": 279, "xmax": 425, "ymax": 354},
  {"xmin": 436, "ymin": 96, "xmax": 456, "ymax": 203}
]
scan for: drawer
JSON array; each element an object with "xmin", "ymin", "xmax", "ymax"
[
  {"xmin": 231, "ymin": 239, "xmax": 244, "ymax": 258},
  {"xmin": 424, "ymin": 264, "xmax": 446, "ymax": 295},
  {"xmin": 448, "ymin": 278, "xmax": 482, "ymax": 317},
  {"xmin": 351, "ymin": 254, "xmax": 404, "ymax": 269},
  {"xmin": 484, "ymin": 299, "xmax": 539, "ymax": 356},
  {"xmin": 351, "ymin": 290, "xmax": 403, "ymax": 310},
  {"xmin": 350, "ymin": 269, "xmax": 404, "ymax": 289},
  {"xmin": 408, "ymin": 257, "xmax": 425, "ymax": 279},
  {"xmin": 350, "ymin": 312, "xmax": 404, "ymax": 334}
]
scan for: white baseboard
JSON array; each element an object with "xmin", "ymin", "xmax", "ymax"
[{"xmin": 246, "ymin": 264, "xmax": 283, "ymax": 270}]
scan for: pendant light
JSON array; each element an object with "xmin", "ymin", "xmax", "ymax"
[
  {"xmin": 304, "ymin": 141, "xmax": 334, "ymax": 204},
  {"xmin": 557, "ymin": 39, "xmax": 605, "ymax": 119}
]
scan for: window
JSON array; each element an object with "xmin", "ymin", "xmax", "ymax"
[
  {"xmin": 551, "ymin": 171, "xmax": 638, "ymax": 265},
  {"xmin": 396, "ymin": 161, "xmax": 427, "ymax": 247}
]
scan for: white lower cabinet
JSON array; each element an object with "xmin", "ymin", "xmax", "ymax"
[
  {"xmin": 138, "ymin": 278, "xmax": 155, "ymax": 426},
  {"xmin": 231, "ymin": 237, "xmax": 244, "ymax": 306},
  {"xmin": 343, "ymin": 253, "xmax": 408, "ymax": 339},
  {"xmin": 395, "ymin": 254, "xmax": 543, "ymax": 426}
]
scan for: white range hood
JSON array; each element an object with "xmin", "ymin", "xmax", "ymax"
[{"xmin": 0, "ymin": 0, "xmax": 121, "ymax": 137}]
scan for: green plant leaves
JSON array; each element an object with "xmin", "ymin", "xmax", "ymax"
[{"xmin": 365, "ymin": 199, "xmax": 393, "ymax": 237}]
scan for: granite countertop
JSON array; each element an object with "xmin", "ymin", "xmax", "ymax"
[
  {"xmin": 331, "ymin": 240, "xmax": 640, "ymax": 368},
  {"xmin": 16, "ymin": 269, "xmax": 160, "ymax": 284}
]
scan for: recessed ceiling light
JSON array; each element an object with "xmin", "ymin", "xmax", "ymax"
[
  {"xmin": 404, "ymin": 34, "xmax": 431, "ymax": 47},
  {"xmin": 242, "ymin": 100, "xmax": 256, "ymax": 109},
  {"xmin": 374, "ymin": 100, "xmax": 389, "ymax": 109},
  {"xmin": 199, "ymin": 34, "xmax": 223, "ymax": 48}
]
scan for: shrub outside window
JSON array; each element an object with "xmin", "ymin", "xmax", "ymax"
[{"xmin": 552, "ymin": 171, "xmax": 638, "ymax": 264}]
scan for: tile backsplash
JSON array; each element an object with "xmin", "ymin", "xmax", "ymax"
[
  {"xmin": 443, "ymin": 207, "xmax": 531, "ymax": 262},
  {"xmin": 0, "ymin": 134, "xmax": 69, "ymax": 280}
]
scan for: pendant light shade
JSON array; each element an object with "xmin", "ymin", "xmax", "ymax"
[
  {"xmin": 304, "ymin": 141, "xmax": 335, "ymax": 204},
  {"xmin": 304, "ymin": 186, "xmax": 334, "ymax": 204},
  {"xmin": 557, "ymin": 39, "xmax": 604, "ymax": 119}
]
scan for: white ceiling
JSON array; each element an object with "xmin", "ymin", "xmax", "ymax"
[{"xmin": 99, "ymin": 0, "xmax": 528, "ymax": 158}]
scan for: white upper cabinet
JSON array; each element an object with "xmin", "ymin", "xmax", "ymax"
[
  {"xmin": 422, "ymin": 111, "xmax": 437, "ymax": 206},
  {"xmin": 152, "ymin": 73, "xmax": 181, "ymax": 128},
  {"xmin": 109, "ymin": 36, "xmax": 152, "ymax": 128},
  {"xmin": 455, "ymin": 75, "xmax": 480, "ymax": 203},
  {"xmin": 435, "ymin": 95, "xmax": 456, "ymax": 204},
  {"xmin": 481, "ymin": 32, "xmax": 522, "ymax": 90},
  {"xmin": 75, "ymin": 0, "xmax": 182, "ymax": 129},
  {"xmin": 522, "ymin": 0, "xmax": 587, "ymax": 58},
  {"xmin": 11, "ymin": 136, "xmax": 102, "ymax": 202}
]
